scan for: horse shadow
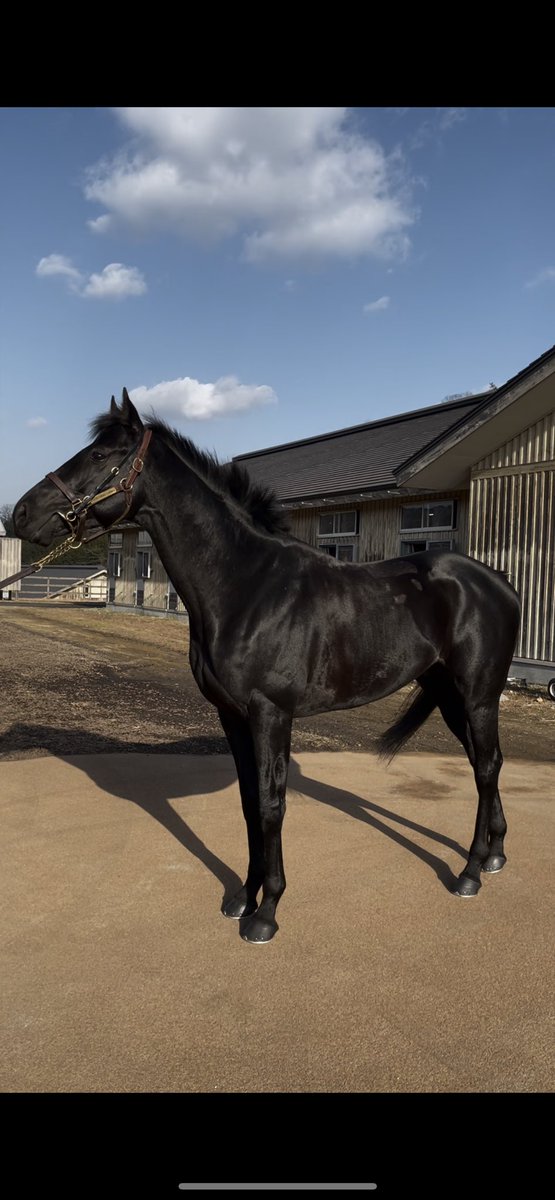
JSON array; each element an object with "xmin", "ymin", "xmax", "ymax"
[{"xmin": 1, "ymin": 723, "xmax": 467, "ymax": 898}]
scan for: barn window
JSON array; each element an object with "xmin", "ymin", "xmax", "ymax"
[
  {"xmin": 166, "ymin": 584, "xmax": 178, "ymax": 611},
  {"xmin": 136, "ymin": 550, "xmax": 152, "ymax": 579},
  {"xmin": 108, "ymin": 532, "xmax": 123, "ymax": 546},
  {"xmin": 318, "ymin": 510, "xmax": 359, "ymax": 562},
  {"xmin": 137, "ymin": 530, "xmax": 152, "ymax": 547},
  {"xmin": 318, "ymin": 510, "xmax": 359, "ymax": 536},
  {"xmin": 322, "ymin": 544, "xmax": 357, "ymax": 562},
  {"xmin": 401, "ymin": 538, "xmax": 456, "ymax": 555},
  {"xmin": 108, "ymin": 551, "xmax": 122, "ymax": 578},
  {"xmin": 400, "ymin": 501, "xmax": 456, "ymax": 532}
]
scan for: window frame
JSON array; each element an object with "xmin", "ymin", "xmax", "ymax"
[
  {"xmin": 321, "ymin": 542, "xmax": 357, "ymax": 562},
  {"xmin": 108, "ymin": 550, "xmax": 122, "ymax": 578},
  {"xmin": 318, "ymin": 509, "xmax": 359, "ymax": 537},
  {"xmin": 400, "ymin": 500, "xmax": 456, "ymax": 534},
  {"xmin": 400, "ymin": 538, "xmax": 456, "ymax": 555},
  {"xmin": 136, "ymin": 550, "xmax": 152, "ymax": 579}
]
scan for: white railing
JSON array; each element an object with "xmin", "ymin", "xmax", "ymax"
[{"xmin": 18, "ymin": 569, "xmax": 108, "ymax": 602}]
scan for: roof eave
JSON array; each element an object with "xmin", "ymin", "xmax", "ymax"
[
  {"xmin": 396, "ymin": 348, "xmax": 555, "ymax": 489},
  {"xmin": 279, "ymin": 483, "xmax": 441, "ymax": 508}
]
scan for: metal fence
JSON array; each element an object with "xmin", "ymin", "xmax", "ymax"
[{"xmin": 14, "ymin": 567, "xmax": 107, "ymax": 602}]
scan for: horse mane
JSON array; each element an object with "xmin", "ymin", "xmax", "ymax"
[{"xmin": 90, "ymin": 412, "xmax": 290, "ymax": 536}]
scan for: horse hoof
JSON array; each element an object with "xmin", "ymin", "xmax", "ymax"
[
  {"xmin": 482, "ymin": 854, "xmax": 507, "ymax": 873},
  {"xmin": 453, "ymin": 875, "xmax": 481, "ymax": 897},
  {"xmin": 240, "ymin": 915, "xmax": 278, "ymax": 943},
  {"xmin": 221, "ymin": 895, "xmax": 258, "ymax": 920}
]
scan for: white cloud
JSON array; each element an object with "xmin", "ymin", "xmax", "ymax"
[
  {"xmin": 525, "ymin": 266, "xmax": 555, "ymax": 289},
  {"xmin": 363, "ymin": 295, "xmax": 390, "ymax": 313},
  {"xmin": 82, "ymin": 262, "xmax": 147, "ymax": 299},
  {"xmin": 437, "ymin": 107, "xmax": 467, "ymax": 131},
  {"xmin": 26, "ymin": 417, "xmax": 48, "ymax": 428},
  {"xmin": 84, "ymin": 107, "xmax": 414, "ymax": 263},
  {"xmin": 130, "ymin": 374, "xmax": 277, "ymax": 420},
  {"xmin": 410, "ymin": 107, "xmax": 468, "ymax": 150},
  {"xmin": 36, "ymin": 254, "xmax": 82, "ymax": 286},
  {"xmin": 36, "ymin": 255, "xmax": 146, "ymax": 300},
  {"xmin": 87, "ymin": 214, "xmax": 112, "ymax": 234}
]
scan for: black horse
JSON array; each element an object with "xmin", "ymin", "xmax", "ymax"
[{"xmin": 13, "ymin": 390, "xmax": 521, "ymax": 942}]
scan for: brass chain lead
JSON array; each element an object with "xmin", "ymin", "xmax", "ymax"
[{"xmin": 29, "ymin": 533, "xmax": 82, "ymax": 571}]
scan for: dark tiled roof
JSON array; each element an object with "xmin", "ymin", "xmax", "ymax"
[{"xmin": 234, "ymin": 394, "xmax": 487, "ymax": 502}]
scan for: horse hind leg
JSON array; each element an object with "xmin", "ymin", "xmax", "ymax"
[
  {"xmin": 418, "ymin": 666, "xmax": 507, "ymax": 896},
  {"xmin": 454, "ymin": 702, "xmax": 505, "ymax": 896}
]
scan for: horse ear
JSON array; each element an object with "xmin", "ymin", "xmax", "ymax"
[
  {"xmin": 110, "ymin": 395, "xmax": 119, "ymax": 416},
  {"xmin": 121, "ymin": 387, "xmax": 143, "ymax": 433}
]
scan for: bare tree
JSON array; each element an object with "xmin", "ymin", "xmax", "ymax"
[{"xmin": 0, "ymin": 504, "xmax": 14, "ymax": 536}]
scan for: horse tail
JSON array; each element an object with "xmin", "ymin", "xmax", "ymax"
[{"xmin": 377, "ymin": 686, "xmax": 437, "ymax": 761}]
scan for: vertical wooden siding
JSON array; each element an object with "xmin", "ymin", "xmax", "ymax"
[
  {"xmin": 0, "ymin": 538, "xmax": 22, "ymax": 592},
  {"xmin": 289, "ymin": 491, "xmax": 469, "ymax": 562},
  {"xmin": 143, "ymin": 542, "xmax": 170, "ymax": 609},
  {"xmin": 474, "ymin": 412, "xmax": 555, "ymax": 469},
  {"xmin": 113, "ymin": 530, "xmax": 187, "ymax": 612},
  {"xmin": 113, "ymin": 529, "xmax": 137, "ymax": 605},
  {"xmin": 469, "ymin": 411, "xmax": 555, "ymax": 663}
]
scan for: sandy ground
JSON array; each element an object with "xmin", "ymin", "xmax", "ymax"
[
  {"xmin": 1, "ymin": 604, "xmax": 553, "ymax": 1106},
  {"xmin": 1, "ymin": 750, "xmax": 553, "ymax": 1094}
]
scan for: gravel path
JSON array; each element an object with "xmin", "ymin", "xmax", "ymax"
[{"xmin": 1, "ymin": 604, "xmax": 553, "ymax": 761}]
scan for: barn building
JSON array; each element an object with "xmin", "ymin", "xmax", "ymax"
[
  {"xmin": 106, "ymin": 345, "xmax": 555, "ymax": 684},
  {"xmin": 0, "ymin": 524, "xmax": 21, "ymax": 600}
]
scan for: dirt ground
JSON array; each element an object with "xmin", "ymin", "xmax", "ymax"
[{"xmin": 0, "ymin": 603, "xmax": 553, "ymax": 762}]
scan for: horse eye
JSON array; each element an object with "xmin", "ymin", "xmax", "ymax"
[{"xmin": 92, "ymin": 450, "xmax": 105, "ymax": 462}]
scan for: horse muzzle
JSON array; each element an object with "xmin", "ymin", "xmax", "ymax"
[{"xmin": 12, "ymin": 495, "xmax": 67, "ymax": 546}]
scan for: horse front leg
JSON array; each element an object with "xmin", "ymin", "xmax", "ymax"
[
  {"xmin": 241, "ymin": 691, "xmax": 292, "ymax": 944},
  {"xmin": 218, "ymin": 708, "xmax": 264, "ymax": 920}
]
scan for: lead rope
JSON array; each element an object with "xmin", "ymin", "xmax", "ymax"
[
  {"xmin": 0, "ymin": 519, "xmax": 119, "ymax": 592},
  {"xmin": 0, "ymin": 532, "xmax": 86, "ymax": 591}
]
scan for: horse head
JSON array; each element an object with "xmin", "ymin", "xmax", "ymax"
[{"xmin": 13, "ymin": 389, "xmax": 145, "ymax": 546}]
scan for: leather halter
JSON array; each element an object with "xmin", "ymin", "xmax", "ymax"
[
  {"xmin": 0, "ymin": 429, "xmax": 153, "ymax": 593},
  {"xmin": 46, "ymin": 428, "xmax": 152, "ymax": 545}
]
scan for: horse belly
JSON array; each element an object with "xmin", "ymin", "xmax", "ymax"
[{"xmin": 294, "ymin": 612, "xmax": 437, "ymax": 717}]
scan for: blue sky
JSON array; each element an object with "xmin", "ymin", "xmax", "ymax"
[{"xmin": 2, "ymin": 106, "xmax": 555, "ymax": 503}]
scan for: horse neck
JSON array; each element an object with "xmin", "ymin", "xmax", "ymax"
[{"xmin": 133, "ymin": 434, "xmax": 262, "ymax": 632}]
